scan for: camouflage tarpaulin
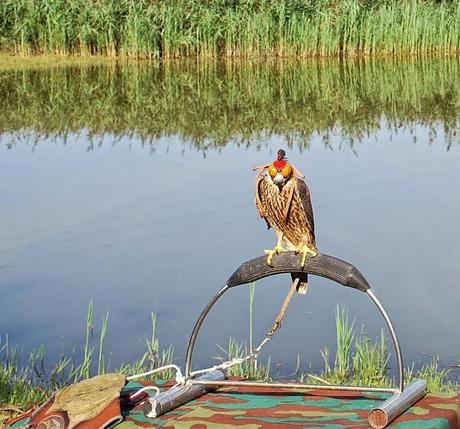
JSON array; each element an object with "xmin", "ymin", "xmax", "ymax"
[
  {"xmin": 5, "ymin": 380, "xmax": 460, "ymax": 429},
  {"xmin": 119, "ymin": 380, "xmax": 460, "ymax": 429}
]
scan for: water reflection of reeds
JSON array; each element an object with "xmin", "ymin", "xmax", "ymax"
[{"xmin": 1, "ymin": 58, "xmax": 459, "ymax": 149}]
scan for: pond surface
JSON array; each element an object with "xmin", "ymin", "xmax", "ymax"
[{"xmin": 0, "ymin": 58, "xmax": 459, "ymax": 377}]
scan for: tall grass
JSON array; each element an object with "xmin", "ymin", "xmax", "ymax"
[
  {"xmin": 215, "ymin": 282, "xmax": 271, "ymax": 381},
  {"xmin": 1, "ymin": 58, "xmax": 460, "ymax": 150},
  {"xmin": 319, "ymin": 305, "xmax": 390, "ymax": 387},
  {"xmin": 1, "ymin": 300, "xmax": 458, "ymax": 426},
  {"xmin": 315, "ymin": 305, "xmax": 459, "ymax": 393},
  {"xmin": 0, "ymin": 303, "xmax": 175, "ymax": 426},
  {"xmin": 0, "ymin": 0, "xmax": 460, "ymax": 59}
]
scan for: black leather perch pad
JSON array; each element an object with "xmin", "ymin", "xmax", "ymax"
[{"xmin": 226, "ymin": 252, "xmax": 370, "ymax": 293}]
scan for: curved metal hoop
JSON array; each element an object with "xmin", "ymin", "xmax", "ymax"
[{"xmin": 184, "ymin": 252, "xmax": 404, "ymax": 392}]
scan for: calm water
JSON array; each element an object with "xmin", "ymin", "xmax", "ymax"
[{"xmin": 0, "ymin": 58, "xmax": 459, "ymax": 377}]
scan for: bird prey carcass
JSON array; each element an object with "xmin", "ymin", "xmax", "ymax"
[{"xmin": 253, "ymin": 149, "xmax": 317, "ymax": 294}]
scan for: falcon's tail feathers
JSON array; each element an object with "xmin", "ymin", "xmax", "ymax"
[{"xmin": 291, "ymin": 272, "xmax": 309, "ymax": 295}]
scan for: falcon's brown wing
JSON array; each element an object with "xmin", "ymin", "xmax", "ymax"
[
  {"xmin": 255, "ymin": 175, "xmax": 272, "ymax": 230},
  {"xmin": 294, "ymin": 178, "xmax": 316, "ymax": 243}
]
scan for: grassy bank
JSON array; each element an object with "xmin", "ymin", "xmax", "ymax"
[
  {"xmin": 0, "ymin": 301, "xmax": 176, "ymax": 426},
  {"xmin": 1, "ymin": 0, "xmax": 460, "ymax": 59},
  {"xmin": 1, "ymin": 58, "xmax": 460, "ymax": 149},
  {"xmin": 1, "ymin": 298, "xmax": 458, "ymax": 426}
]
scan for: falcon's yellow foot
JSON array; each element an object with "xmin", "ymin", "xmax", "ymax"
[
  {"xmin": 264, "ymin": 244, "xmax": 287, "ymax": 266},
  {"xmin": 296, "ymin": 245, "xmax": 318, "ymax": 268}
]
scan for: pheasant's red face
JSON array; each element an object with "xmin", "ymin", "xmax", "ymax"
[{"xmin": 268, "ymin": 159, "xmax": 292, "ymax": 186}]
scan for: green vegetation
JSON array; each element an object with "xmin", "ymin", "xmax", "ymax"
[
  {"xmin": 1, "ymin": 58, "xmax": 460, "ymax": 149},
  {"xmin": 1, "ymin": 0, "xmax": 460, "ymax": 58},
  {"xmin": 0, "ymin": 299, "xmax": 458, "ymax": 426},
  {"xmin": 0, "ymin": 301, "xmax": 175, "ymax": 426},
  {"xmin": 313, "ymin": 306, "xmax": 459, "ymax": 394},
  {"xmin": 218, "ymin": 283, "xmax": 271, "ymax": 381},
  {"xmin": 223, "ymin": 300, "xmax": 459, "ymax": 394}
]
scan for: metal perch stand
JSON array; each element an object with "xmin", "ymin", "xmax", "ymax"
[{"xmin": 183, "ymin": 252, "xmax": 427, "ymax": 429}]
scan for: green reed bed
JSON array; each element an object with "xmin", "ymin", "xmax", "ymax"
[
  {"xmin": 1, "ymin": 0, "xmax": 460, "ymax": 59},
  {"xmin": 1, "ymin": 58, "xmax": 460, "ymax": 149}
]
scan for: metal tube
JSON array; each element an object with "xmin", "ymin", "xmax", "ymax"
[
  {"xmin": 367, "ymin": 289, "xmax": 404, "ymax": 392},
  {"xmin": 188, "ymin": 379, "xmax": 398, "ymax": 394},
  {"xmin": 184, "ymin": 285, "xmax": 230, "ymax": 378},
  {"xmin": 144, "ymin": 370, "xmax": 226, "ymax": 418},
  {"xmin": 368, "ymin": 379, "xmax": 427, "ymax": 428}
]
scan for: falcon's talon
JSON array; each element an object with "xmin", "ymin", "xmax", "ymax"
[
  {"xmin": 297, "ymin": 245, "xmax": 318, "ymax": 268},
  {"xmin": 301, "ymin": 252, "xmax": 307, "ymax": 268},
  {"xmin": 264, "ymin": 245, "xmax": 286, "ymax": 266}
]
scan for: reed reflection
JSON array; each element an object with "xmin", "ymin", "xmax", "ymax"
[{"xmin": 1, "ymin": 58, "xmax": 459, "ymax": 150}]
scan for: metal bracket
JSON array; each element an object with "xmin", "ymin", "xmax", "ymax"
[{"xmin": 183, "ymin": 252, "xmax": 427, "ymax": 428}]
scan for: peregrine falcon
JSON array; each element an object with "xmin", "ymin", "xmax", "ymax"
[{"xmin": 253, "ymin": 149, "xmax": 317, "ymax": 293}]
